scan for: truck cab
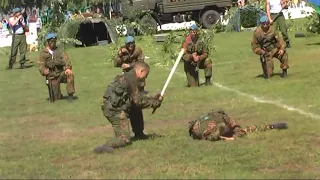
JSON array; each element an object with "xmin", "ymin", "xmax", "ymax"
[{"xmin": 119, "ymin": 0, "xmax": 232, "ymax": 29}]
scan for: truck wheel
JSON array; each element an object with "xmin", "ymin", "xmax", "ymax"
[
  {"xmin": 201, "ymin": 10, "xmax": 220, "ymax": 29},
  {"xmin": 141, "ymin": 16, "xmax": 158, "ymax": 34}
]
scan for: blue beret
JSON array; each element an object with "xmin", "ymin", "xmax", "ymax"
[
  {"xmin": 190, "ymin": 24, "xmax": 198, "ymax": 30},
  {"xmin": 45, "ymin": 33, "xmax": 56, "ymax": 40},
  {"xmin": 13, "ymin": 8, "xmax": 21, "ymax": 14},
  {"xmin": 125, "ymin": 36, "xmax": 134, "ymax": 44},
  {"xmin": 259, "ymin": 15, "xmax": 269, "ymax": 24}
]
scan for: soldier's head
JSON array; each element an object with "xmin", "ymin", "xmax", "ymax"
[
  {"xmin": 259, "ymin": 15, "xmax": 270, "ymax": 30},
  {"xmin": 45, "ymin": 33, "xmax": 57, "ymax": 50},
  {"xmin": 190, "ymin": 24, "xmax": 199, "ymax": 40},
  {"xmin": 125, "ymin": 36, "xmax": 135, "ymax": 52},
  {"xmin": 13, "ymin": 8, "xmax": 21, "ymax": 17},
  {"xmin": 133, "ymin": 61, "xmax": 150, "ymax": 81}
]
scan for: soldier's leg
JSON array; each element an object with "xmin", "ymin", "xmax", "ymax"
[
  {"xmin": 50, "ymin": 78, "xmax": 62, "ymax": 100},
  {"xmin": 276, "ymin": 51, "xmax": 289, "ymax": 78},
  {"xmin": 7, "ymin": 35, "xmax": 20, "ymax": 69},
  {"xmin": 199, "ymin": 58, "xmax": 213, "ymax": 85},
  {"xmin": 59, "ymin": 71, "xmax": 76, "ymax": 101},
  {"xmin": 277, "ymin": 15, "xmax": 291, "ymax": 47},
  {"xmin": 94, "ymin": 110, "xmax": 132, "ymax": 153},
  {"xmin": 271, "ymin": 14, "xmax": 280, "ymax": 31},
  {"xmin": 184, "ymin": 61, "xmax": 198, "ymax": 87},
  {"xmin": 129, "ymin": 104, "xmax": 146, "ymax": 139},
  {"xmin": 18, "ymin": 35, "xmax": 27, "ymax": 67},
  {"xmin": 265, "ymin": 55, "xmax": 275, "ymax": 78}
]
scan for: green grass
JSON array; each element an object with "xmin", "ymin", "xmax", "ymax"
[{"xmin": 1, "ymin": 23, "xmax": 320, "ymax": 178}]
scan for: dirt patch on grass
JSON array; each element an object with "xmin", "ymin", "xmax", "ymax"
[
  {"xmin": 21, "ymin": 113, "xmax": 61, "ymax": 126},
  {"xmin": 258, "ymin": 163, "xmax": 320, "ymax": 174},
  {"xmin": 27, "ymin": 125, "xmax": 113, "ymax": 143}
]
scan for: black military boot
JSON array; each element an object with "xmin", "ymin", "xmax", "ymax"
[
  {"xmin": 20, "ymin": 63, "xmax": 25, "ymax": 69},
  {"xmin": 67, "ymin": 94, "xmax": 74, "ymax": 102},
  {"xmin": 205, "ymin": 77, "xmax": 212, "ymax": 86},
  {"xmin": 281, "ymin": 69, "xmax": 288, "ymax": 78},
  {"xmin": 133, "ymin": 132, "xmax": 149, "ymax": 140},
  {"xmin": 93, "ymin": 144, "xmax": 115, "ymax": 154},
  {"xmin": 286, "ymin": 41, "xmax": 291, "ymax": 48}
]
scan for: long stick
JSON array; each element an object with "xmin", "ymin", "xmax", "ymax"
[{"xmin": 152, "ymin": 49, "xmax": 185, "ymax": 114}]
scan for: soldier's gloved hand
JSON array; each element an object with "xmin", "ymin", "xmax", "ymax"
[{"xmin": 152, "ymin": 98, "xmax": 163, "ymax": 109}]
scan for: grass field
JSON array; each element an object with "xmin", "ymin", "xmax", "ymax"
[{"xmin": 1, "ymin": 21, "xmax": 320, "ymax": 178}]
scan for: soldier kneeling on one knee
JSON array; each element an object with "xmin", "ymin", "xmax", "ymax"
[
  {"xmin": 181, "ymin": 24, "xmax": 213, "ymax": 87},
  {"xmin": 37, "ymin": 33, "xmax": 77, "ymax": 102},
  {"xmin": 251, "ymin": 15, "xmax": 289, "ymax": 79}
]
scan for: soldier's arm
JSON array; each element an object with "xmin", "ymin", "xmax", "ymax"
[
  {"xmin": 232, "ymin": 127, "xmax": 247, "ymax": 138},
  {"xmin": 182, "ymin": 35, "xmax": 192, "ymax": 50},
  {"xmin": 128, "ymin": 48, "xmax": 144, "ymax": 68},
  {"xmin": 37, "ymin": 52, "xmax": 46, "ymax": 76},
  {"xmin": 114, "ymin": 53, "xmax": 123, "ymax": 67},
  {"xmin": 136, "ymin": 48, "xmax": 145, "ymax": 62},
  {"xmin": 132, "ymin": 91, "xmax": 161, "ymax": 109},
  {"xmin": 63, "ymin": 51, "xmax": 72, "ymax": 70},
  {"xmin": 199, "ymin": 44, "xmax": 209, "ymax": 61},
  {"xmin": 251, "ymin": 31, "xmax": 265, "ymax": 55},
  {"xmin": 274, "ymin": 31, "xmax": 286, "ymax": 50}
]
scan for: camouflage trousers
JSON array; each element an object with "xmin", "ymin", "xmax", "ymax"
[
  {"xmin": 183, "ymin": 58, "xmax": 212, "ymax": 87},
  {"xmin": 265, "ymin": 48, "xmax": 289, "ymax": 78},
  {"xmin": 102, "ymin": 107, "xmax": 132, "ymax": 148},
  {"xmin": 50, "ymin": 71, "xmax": 75, "ymax": 100}
]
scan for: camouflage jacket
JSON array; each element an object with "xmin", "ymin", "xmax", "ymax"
[
  {"xmin": 189, "ymin": 110, "xmax": 247, "ymax": 141},
  {"xmin": 182, "ymin": 33, "xmax": 208, "ymax": 61},
  {"xmin": 38, "ymin": 47, "xmax": 72, "ymax": 79},
  {"xmin": 102, "ymin": 69, "xmax": 158, "ymax": 117},
  {"xmin": 251, "ymin": 26, "xmax": 286, "ymax": 55},
  {"xmin": 114, "ymin": 46, "xmax": 145, "ymax": 72}
]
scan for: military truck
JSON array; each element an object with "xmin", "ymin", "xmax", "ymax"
[{"xmin": 119, "ymin": 0, "xmax": 233, "ymax": 29}]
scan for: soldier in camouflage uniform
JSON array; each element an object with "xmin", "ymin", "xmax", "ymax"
[
  {"xmin": 114, "ymin": 36, "xmax": 148, "ymax": 139},
  {"xmin": 38, "ymin": 33, "xmax": 76, "ymax": 102},
  {"xmin": 94, "ymin": 62, "xmax": 163, "ymax": 154},
  {"xmin": 189, "ymin": 109, "xmax": 288, "ymax": 141},
  {"xmin": 182, "ymin": 24, "xmax": 213, "ymax": 87},
  {"xmin": 251, "ymin": 15, "xmax": 289, "ymax": 78}
]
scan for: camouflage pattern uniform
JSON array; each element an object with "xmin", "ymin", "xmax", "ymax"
[
  {"xmin": 114, "ymin": 38, "xmax": 147, "ymax": 138},
  {"xmin": 99, "ymin": 69, "xmax": 161, "ymax": 151},
  {"xmin": 38, "ymin": 47, "xmax": 75, "ymax": 100},
  {"xmin": 189, "ymin": 110, "xmax": 288, "ymax": 141},
  {"xmin": 114, "ymin": 46, "xmax": 145, "ymax": 72},
  {"xmin": 251, "ymin": 22, "xmax": 289, "ymax": 78},
  {"xmin": 182, "ymin": 33, "xmax": 213, "ymax": 87}
]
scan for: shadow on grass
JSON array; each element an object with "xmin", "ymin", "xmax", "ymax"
[
  {"xmin": 306, "ymin": 42, "xmax": 320, "ymax": 46},
  {"xmin": 255, "ymin": 73, "xmax": 283, "ymax": 78},
  {"xmin": 131, "ymin": 133, "xmax": 164, "ymax": 142}
]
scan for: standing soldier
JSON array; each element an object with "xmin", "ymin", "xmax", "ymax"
[
  {"xmin": 94, "ymin": 62, "xmax": 163, "ymax": 154},
  {"xmin": 251, "ymin": 15, "xmax": 289, "ymax": 78},
  {"xmin": 38, "ymin": 33, "xmax": 77, "ymax": 102},
  {"xmin": 6, "ymin": 7, "xmax": 28, "ymax": 70},
  {"xmin": 266, "ymin": 0, "xmax": 291, "ymax": 48},
  {"xmin": 114, "ymin": 36, "xmax": 148, "ymax": 139},
  {"xmin": 181, "ymin": 24, "xmax": 213, "ymax": 87},
  {"xmin": 188, "ymin": 109, "xmax": 288, "ymax": 142}
]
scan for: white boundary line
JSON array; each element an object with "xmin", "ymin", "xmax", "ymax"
[
  {"xmin": 172, "ymin": 70, "xmax": 320, "ymax": 120},
  {"xmin": 91, "ymin": 45, "xmax": 320, "ymax": 119}
]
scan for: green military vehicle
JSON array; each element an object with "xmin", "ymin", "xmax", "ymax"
[{"xmin": 119, "ymin": 0, "xmax": 232, "ymax": 29}]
